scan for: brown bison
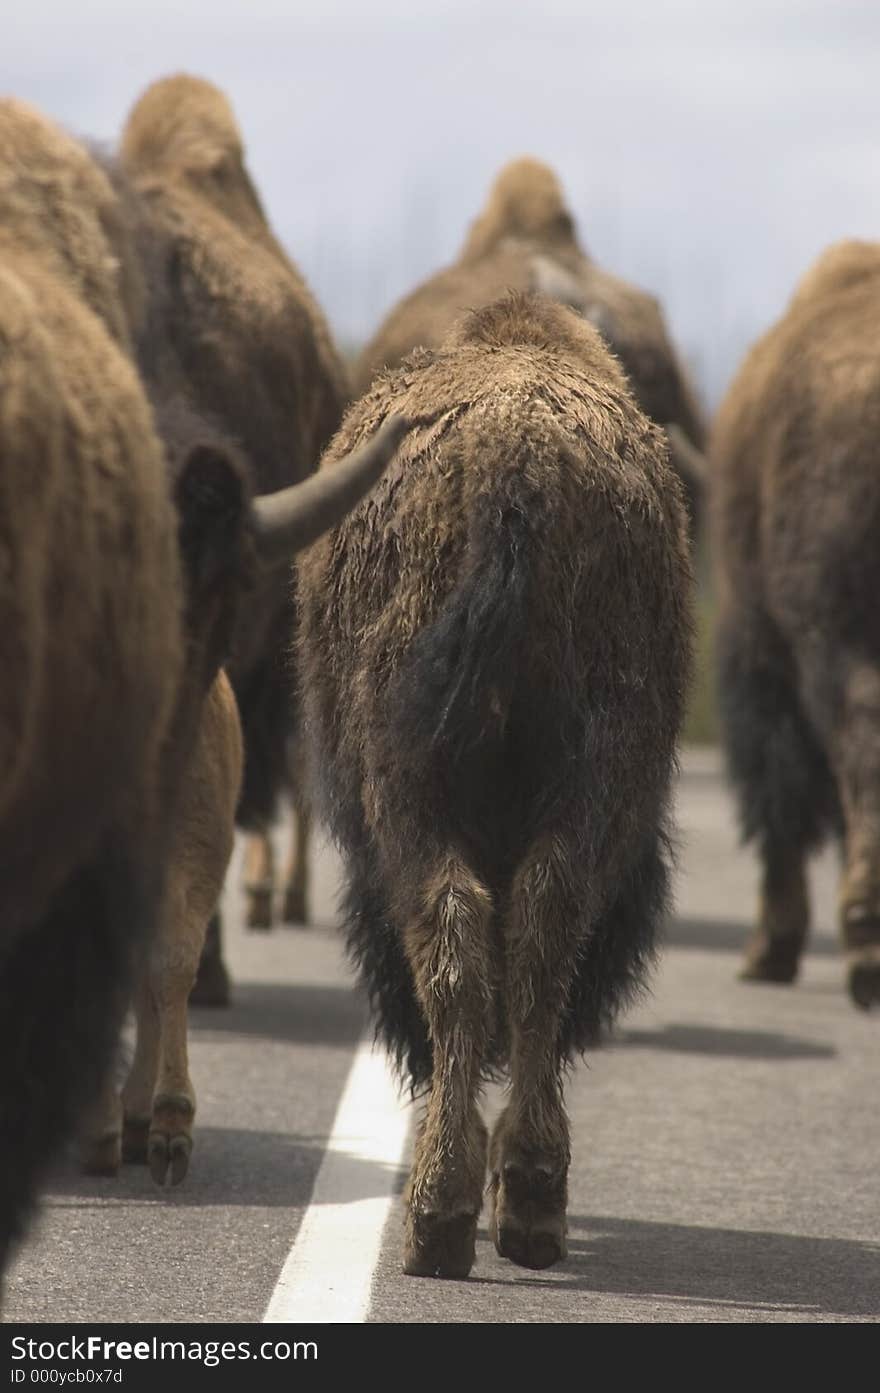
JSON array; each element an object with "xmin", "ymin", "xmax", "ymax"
[
  {"xmin": 81, "ymin": 668, "xmax": 243, "ymax": 1185},
  {"xmin": 76, "ymin": 409, "xmax": 409, "ymax": 1191},
  {"xmin": 298, "ymin": 293, "xmax": 693, "ymax": 1278},
  {"xmin": 355, "ymin": 157, "xmax": 706, "ymax": 521},
  {"xmin": 0, "ymin": 99, "xmax": 186, "ymax": 1275},
  {"xmin": 116, "ymin": 73, "xmax": 349, "ymax": 963},
  {"xmin": 712, "ymin": 239, "xmax": 880, "ymax": 1010},
  {"xmin": 0, "ymin": 96, "xmax": 408, "ymax": 1272}
]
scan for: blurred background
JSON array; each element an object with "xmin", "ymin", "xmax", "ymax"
[{"xmin": 5, "ymin": 0, "xmax": 879, "ymax": 411}]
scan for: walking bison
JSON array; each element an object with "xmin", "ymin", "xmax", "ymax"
[
  {"xmin": 298, "ymin": 293, "xmax": 693, "ymax": 1278},
  {"xmin": 0, "ymin": 92, "xmax": 408, "ymax": 1278},
  {"xmin": 712, "ymin": 239, "xmax": 880, "ymax": 1009},
  {"xmin": 0, "ymin": 98, "xmax": 187, "ymax": 1276},
  {"xmin": 117, "ymin": 73, "xmax": 349, "ymax": 963},
  {"xmin": 355, "ymin": 157, "xmax": 705, "ymax": 524},
  {"xmin": 81, "ymin": 669, "xmax": 244, "ymax": 1186}
]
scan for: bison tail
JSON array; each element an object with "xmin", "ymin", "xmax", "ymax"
[{"xmin": 388, "ymin": 500, "xmax": 530, "ymax": 768}]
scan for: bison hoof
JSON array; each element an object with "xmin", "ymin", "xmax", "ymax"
[
  {"xmin": 489, "ymin": 1161, "xmax": 568, "ymax": 1271},
  {"xmin": 494, "ymin": 1221, "xmax": 565, "ymax": 1271},
  {"xmin": 281, "ymin": 886, "xmax": 309, "ymax": 926},
  {"xmin": 121, "ymin": 1116, "xmax": 150, "ymax": 1164},
  {"xmin": 148, "ymin": 1132, "xmax": 192, "ymax": 1187},
  {"xmin": 80, "ymin": 1133, "xmax": 121, "ymax": 1178},
  {"xmin": 739, "ymin": 936, "xmax": 800, "ymax": 984},
  {"xmin": 847, "ymin": 954, "xmax": 880, "ymax": 1011},
  {"xmin": 403, "ymin": 1210, "xmax": 477, "ymax": 1280},
  {"xmin": 246, "ymin": 884, "xmax": 274, "ymax": 931},
  {"xmin": 148, "ymin": 1095, "xmax": 194, "ymax": 1186}
]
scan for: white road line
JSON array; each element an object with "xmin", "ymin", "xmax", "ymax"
[{"xmin": 263, "ymin": 1034, "xmax": 412, "ymax": 1324}]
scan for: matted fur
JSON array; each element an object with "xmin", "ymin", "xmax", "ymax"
[
  {"xmin": 711, "ymin": 239, "xmax": 880, "ymax": 1001},
  {"xmin": 354, "ymin": 158, "xmax": 704, "ymax": 499}
]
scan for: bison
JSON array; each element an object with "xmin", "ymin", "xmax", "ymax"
[
  {"xmin": 115, "ymin": 73, "xmax": 349, "ymax": 969},
  {"xmin": 80, "ymin": 668, "xmax": 243, "ymax": 1185},
  {"xmin": 355, "ymin": 157, "xmax": 706, "ymax": 523},
  {"xmin": 298, "ymin": 292, "xmax": 693, "ymax": 1278},
  {"xmin": 0, "ymin": 98, "xmax": 187, "ymax": 1276},
  {"xmin": 75, "ymin": 407, "xmax": 410, "ymax": 1190},
  {"xmin": 0, "ymin": 95, "xmax": 408, "ymax": 1274},
  {"xmin": 712, "ymin": 239, "xmax": 880, "ymax": 1010}
]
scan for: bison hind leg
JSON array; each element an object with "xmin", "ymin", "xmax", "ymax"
[
  {"xmin": 243, "ymin": 831, "xmax": 275, "ymax": 930},
  {"xmin": 281, "ymin": 797, "xmax": 312, "ymax": 927},
  {"xmin": 717, "ymin": 607, "xmax": 838, "ymax": 984},
  {"xmin": 490, "ymin": 822, "xmax": 670, "ymax": 1272},
  {"xmin": 399, "ymin": 856, "xmax": 495, "ymax": 1279}
]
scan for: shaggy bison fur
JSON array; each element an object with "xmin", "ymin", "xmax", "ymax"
[
  {"xmin": 298, "ymin": 293, "xmax": 693, "ymax": 1278},
  {"xmin": 712, "ymin": 238, "xmax": 880, "ymax": 1009},
  {"xmin": 355, "ymin": 157, "xmax": 705, "ymax": 522}
]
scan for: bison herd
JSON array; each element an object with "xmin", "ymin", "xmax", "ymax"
[{"xmin": 0, "ymin": 72, "xmax": 876, "ymax": 1291}]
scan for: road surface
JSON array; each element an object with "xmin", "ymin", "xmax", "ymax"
[{"xmin": 4, "ymin": 750, "xmax": 878, "ymax": 1324}]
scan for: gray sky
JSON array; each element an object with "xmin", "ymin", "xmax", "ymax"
[{"xmin": 4, "ymin": 0, "xmax": 880, "ymax": 404}]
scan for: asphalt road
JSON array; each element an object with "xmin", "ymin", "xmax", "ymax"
[{"xmin": 4, "ymin": 749, "xmax": 878, "ymax": 1324}]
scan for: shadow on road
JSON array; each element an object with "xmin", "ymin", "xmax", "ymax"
[
  {"xmin": 188, "ymin": 980, "xmax": 364, "ymax": 1048},
  {"xmin": 476, "ymin": 1214, "xmax": 880, "ymax": 1320},
  {"xmin": 43, "ymin": 1126, "xmax": 404, "ymax": 1210},
  {"xmin": 665, "ymin": 916, "xmax": 839, "ymax": 957},
  {"xmin": 613, "ymin": 1022, "xmax": 836, "ymax": 1060}
]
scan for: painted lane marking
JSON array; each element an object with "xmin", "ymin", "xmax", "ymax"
[{"xmin": 263, "ymin": 1035, "xmax": 411, "ymax": 1324}]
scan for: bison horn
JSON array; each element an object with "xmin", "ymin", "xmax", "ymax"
[
  {"xmin": 665, "ymin": 422, "xmax": 707, "ymax": 492},
  {"xmin": 250, "ymin": 414, "xmax": 410, "ymax": 566}
]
